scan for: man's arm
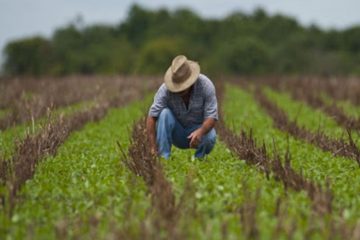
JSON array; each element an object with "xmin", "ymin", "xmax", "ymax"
[
  {"xmin": 200, "ymin": 117, "xmax": 216, "ymax": 134},
  {"xmin": 188, "ymin": 118, "xmax": 216, "ymax": 148},
  {"xmin": 146, "ymin": 116, "xmax": 158, "ymax": 155},
  {"xmin": 188, "ymin": 75, "xmax": 218, "ymax": 148},
  {"xmin": 147, "ymin": 84, "xmax": 168, "ymax": 155}
]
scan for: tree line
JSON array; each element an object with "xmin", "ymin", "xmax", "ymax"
[{"xmin": 2, "ymin": 4, "xmax": 360, "ymax": 77}]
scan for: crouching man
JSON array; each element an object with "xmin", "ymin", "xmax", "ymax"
[{"xmin": 146, "ymin": 55, "xmax": 218, "ymax": 159}]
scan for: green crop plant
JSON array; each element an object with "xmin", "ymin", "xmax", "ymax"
[
  {"xmin": 162, "ymin": 142, "xmax": 315, "ymax": 239},
  {"xmin": 1, "ymin": 79, "xmax": 359, "ymax": 239},
  {"xmin": 263, "ymin": 87, "xmax": 346, "ymax": 139},
  {"xmin": 0, "ymin": 98, "xmax": 151, "ymax": 239},
  {"xmin": 0, "ymin": 101, "xmax": 95, "ymax": 160},
  {"xmin": 223, "ymin": 84, "xmax": 360, "ymax": 223},
  {"xmin": 320, "ymin": 91, "xmax": 360, "ymax": 119},
  {"xmin": 336, "ymin": 100, "xmax": 360, "ymax": 119},
  {"xmin": 263, "ymin": 86, "xmax": 360, "ymax": 149}
]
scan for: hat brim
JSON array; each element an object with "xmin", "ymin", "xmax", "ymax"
[{"xmin": 164, "ymin": 60, "xmax": 200, "ymax": 93}]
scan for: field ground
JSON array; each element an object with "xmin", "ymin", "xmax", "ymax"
[{"xmin": 0, "ymin": 76, "xmax": 360, "ymax": 239}]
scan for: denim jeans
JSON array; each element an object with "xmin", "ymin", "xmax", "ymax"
[{"xmin": 156, "ymin": 108, "xmax": 216, "ymax": 159}]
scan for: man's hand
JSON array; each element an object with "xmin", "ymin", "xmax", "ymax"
[
  {"xmin": 188, "ymin": 118, "xmax": 217, "ymax": 149},
  {"xmin": 187, "ymin": 128, "xmax": 205, "ymax": 148}
]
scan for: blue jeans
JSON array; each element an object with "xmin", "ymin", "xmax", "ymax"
[{"xmin": 156, "ymin": 108, "xmax": 216, "ymax": 159}]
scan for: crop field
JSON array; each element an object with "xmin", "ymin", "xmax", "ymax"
[{"xmin": 0, "ymin": 76, "xmax": 360, "ymax": 239}]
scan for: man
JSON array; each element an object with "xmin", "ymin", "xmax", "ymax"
[{"xmin": 146, "ymin": 55, "xmax": 218, "ymax": 159}]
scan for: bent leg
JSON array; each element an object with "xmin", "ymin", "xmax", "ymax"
[
  {"xmin": 172, "ymin": 123, "xmax": 190, "ymax": 149},
  {"xmin": 194, "ymin": 128, "xmax": 217, "ymax": 158},
  {"xmin": 156, "ymin": 108, "xmax": 176, "ymax": 159}
]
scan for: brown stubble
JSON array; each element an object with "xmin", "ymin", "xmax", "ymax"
[
  {"xmin": 272, "ymin": 77, "xmax": 360, "ymax": 132},
  {"xmin": 0, "ymin": 76, "xmax": 156, "ymax": 217},
  {"xmin": 119, "ymin": 118, "xmax": 195, "ymax": 240},
  {"xmin": 253, "ymin": 86, "xmax": 360, "ymax": 166},
  {"xmin": 217, "ymin": 121, "xmax": 332, "ymax": 216},
  {"xmin": 238, "ymin": 188, "xmax": 260, "ymax": 239},
  {"xmin": 247, "ymin": 76, "xmax": 360, "ymax": 106},
  {"xmin": 217, "ymin": 82, "xmax": 333, "ymax": 235},
  {"xmin": 0, "ymin": 76, "xmax": 160, "ymax": 130},
  {"xmin": 217, "ymin": 81, "xmax": 360, "ymax": 238},
  {"xmin": 217, "ymin": 83, "xmax": 330, "ymax": 211},
  {"xmin": 4, "ymin": 104, "xmax": 108, "ymax": 214}
]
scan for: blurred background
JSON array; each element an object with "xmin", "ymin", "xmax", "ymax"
[{"xmin": 1, "ymin": 0, "xmax": 360, "ymax": 77}]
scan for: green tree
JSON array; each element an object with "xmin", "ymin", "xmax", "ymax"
[
  {"xmin": 51, "ymin": 25, "xmax": 83, "ymax": 74},
  {"xmin": 216, "ymin": 37, "xmax": 271, "ymax": 74},
  {"xmin": 342, "ymin": 26, "xmax": 360, "ymax": 53},
  {"xmin": 118, "ymin": 4, "xmax": 155, "ymax": 47},
  {"xmin": 135, "ymin": 37, "xmax": 185, "ymax": 74},
  {"xmin": 2, "ymin": 4, "xmax": 360, "ymax": 77},
  {"xmin": 3, "ymin": 36, "xmax": 52, "ymax": 76}
]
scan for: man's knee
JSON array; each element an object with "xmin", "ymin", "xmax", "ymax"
[
  {"xmin": 157, "ymin": 108, "xmax": 175, "ymax": 128},
  {"xmin": 194, "ymin": 129, "xmax": 216, "ymax": 158},
  {"xmin": 202, "ymin": 129, "xmax": 216, "ymax": 147},
  {"xmin": 159, "ymin": 108, "xmax": 174, "ymax": 120}
]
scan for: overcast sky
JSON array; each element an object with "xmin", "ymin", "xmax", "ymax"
[{"xmin": 1, "ymin": 0, "xmax": 360, "ymax": 63}]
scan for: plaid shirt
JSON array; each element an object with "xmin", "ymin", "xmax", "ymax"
[{"xmin": 148, "ymin": 74, "xmax": 218, "ymax": 127}]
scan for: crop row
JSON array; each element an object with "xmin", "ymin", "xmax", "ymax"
[
  {"xmin": 261, "ymin": 76, "xmax": 360, "ymax": 106},
  {"xmin": 0, "ymin": 78, "xmax": 155, "ymax": 238},
  {"xmin": 254, "ymin": 87, "xmax": 360, "ymax": 166},
  {"xmin": 218, "ymin": 84, "xmax": 360, "ymax": 238},
  {"xmin": 0, "ymin": 101, "xmax": 94, "ymax": 160},
  {"xmin": 222, "ymin": 85, "xmax": 360, "ymax": 223},
  {"xmin": 1, "ymin": 103, "xmax": 108, "ymax": 215},
  {"xmin": 1, "ymin": 94, "xmax": 323, "ymax": 238},
  {"xmin": 261, "ymin": 87, "xmax": 360, "ymax": 151},
  {"xmin": 270, "ymin": 77, "xmax": 360, "ymax": 131},
  {"xmin": 292, "ymin": 87, "xmax": 360, "ymax": 132},
  {"xmin": 1, "ymin": 77, "xmax": 359, "ymax": 239},
  {"xmin": 0, "ymin": 97, "xmax": 152, "ymax": 238},
  {"xmin": 0, "ymin": 76, "xmax": 159, "ymax": 130},
  {"xmin": 160, "ymin": 132, "xmax": 318, "ymax": 238},
  {"xmin": 120, "ymin": 117, "xmax": 197, "ymax": 239}
]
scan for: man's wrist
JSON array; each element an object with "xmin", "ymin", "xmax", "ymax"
[{"xmin": 199, "ymin": 126, "xmax": 207, "ymax": 135}]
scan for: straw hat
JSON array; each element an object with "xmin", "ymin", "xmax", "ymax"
[{"xmin": 164, "ymin": 55, "xmax": 200, "ymax": 93}]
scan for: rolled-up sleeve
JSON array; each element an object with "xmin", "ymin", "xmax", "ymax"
[
  {"xmin": 148, "ymin": 84, "xmax": 168, "ymax": 118},
  {"xmin": 203, "ymin": 80, "xmax": 218, "ymax": 120}
]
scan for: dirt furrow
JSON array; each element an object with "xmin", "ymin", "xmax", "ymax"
[
  {"xmin": 0, "ymin": 104, "xmax": 108, "ymax": 211},
  {"xmin": 284, "ymin": 81, "xmax": 360, "ymax": 132},
  {"xmin": 217, "ymin": 83, "xmax": 360, "ymax": 238},
  {"xmin": 0, "ymin": 88, "xmax": 146, "ymax": 213},
  {"xmin": 0, "ymin": 76, "xmax": 159, "ymax": 130},
  {"xmin": 119, "ymin": 118, "xmax": 194, "ymax": 239},
  {"xmin": 254, "ymin": 87, "xmax": 360, "ymax": 166},
  {"xmin": 217, "ymin": 121, "xmax": 332, "ymax": 215},
  {"xmin": 218, "ymin": 121, "xmax": 360, "ymax": 239}
]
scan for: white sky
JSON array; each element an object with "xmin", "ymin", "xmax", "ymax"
[{"xmin": 0, "ymin": 0, "xmax": 360, "ymax": 64}]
